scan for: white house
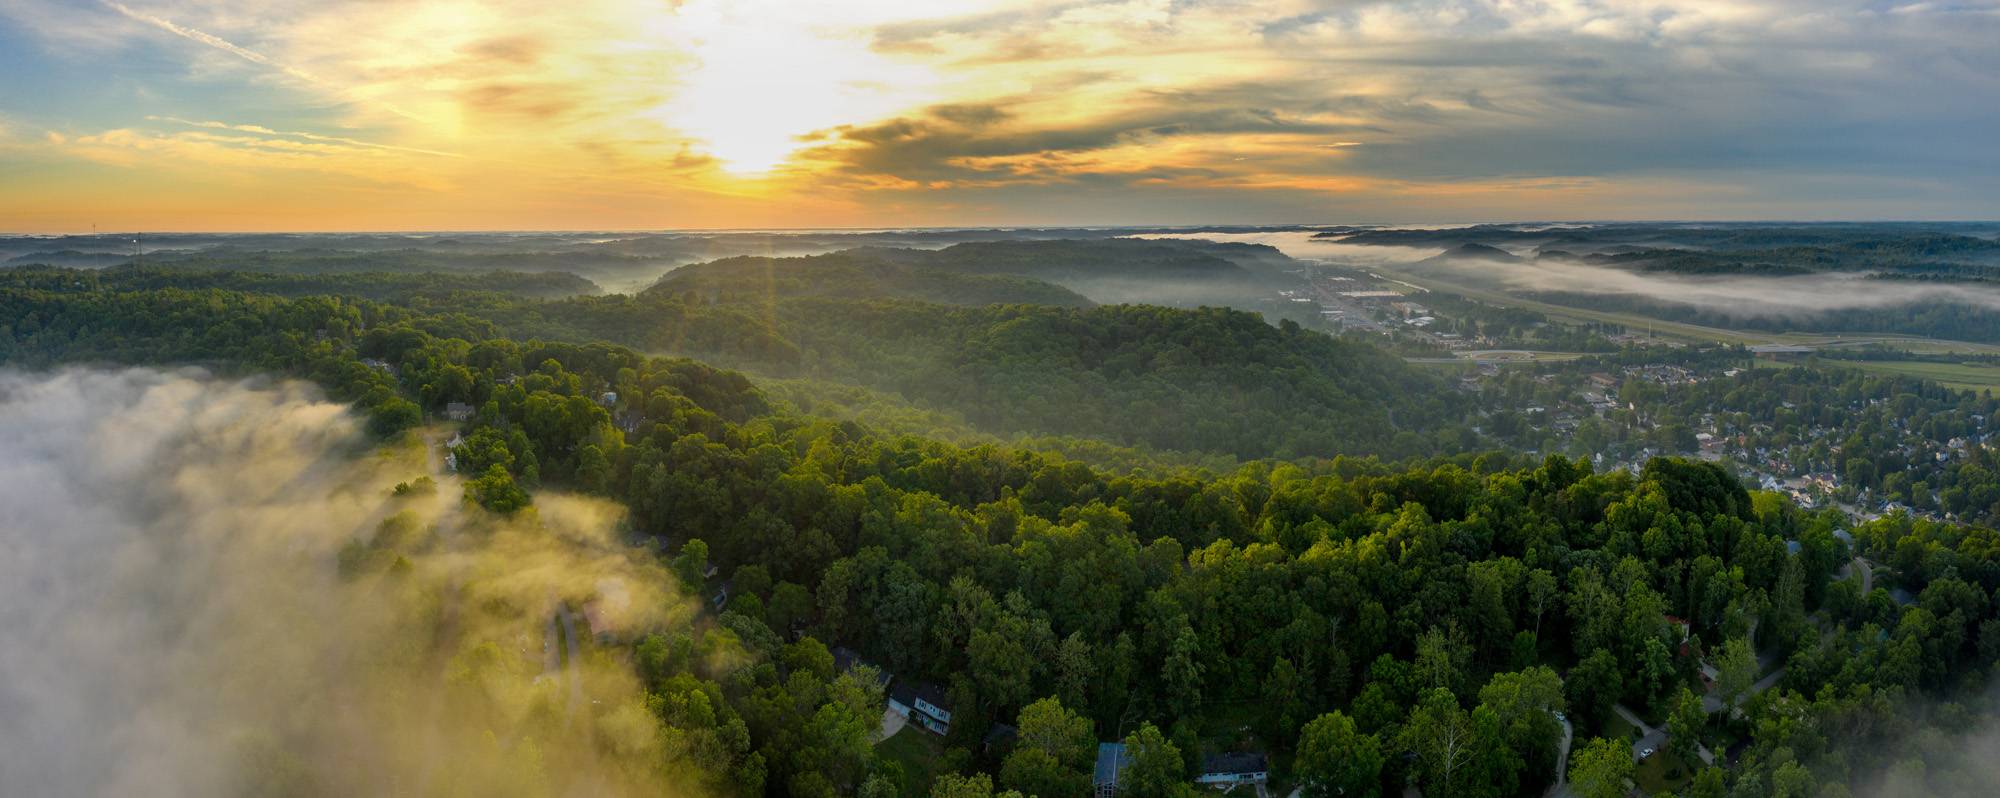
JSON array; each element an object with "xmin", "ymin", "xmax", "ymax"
[{"xmin": 1195, "ymin": 752, "xmax": 1268, "ymax": 787}]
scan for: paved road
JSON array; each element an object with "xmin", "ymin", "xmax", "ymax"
[
  {"xmin": 559, "ymin": 604, "xmax": 585, "ymax": 715},
  {"xmin": 1615, "ymin": 703, "xmax": 1715, "ymax": 767},
  {"xmin": 1701, "ymin": 666, "xmax": 1786, "ymax": 718},
  {"xmin": 1835, "ymin": 556, "xmax": 1873, "ymax": 593},
  {"xmin": 543, "ymin": 612, "xmax": 560, "ymax": 674},
  {"xmin": 1544, "ymin": 712, "xmax": 1575, "ymax": 798}
]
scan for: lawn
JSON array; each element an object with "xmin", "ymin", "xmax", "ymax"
[
  {"xmin": 1634, "ymin": 750, "xmax": 1695, "ymax": 794},
  {"xmin": 1834, "ymin": 359, "xmax": 2000, "ymax": 393},
  {"xmin": 876, "ymin": 726, "xmax": 945, "ymax": 795},
  {"xmin": 1602, "ymin": 713, "xmax": 1639, "ymax": 743}
]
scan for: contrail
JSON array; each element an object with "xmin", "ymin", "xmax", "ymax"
[
  {"xmin": 101, "ymin": 1, "xmax": 430, "ymax": 124},
  {"xmin": 146, "ymin": 115, "xmax": 463, "ymax": 158}
]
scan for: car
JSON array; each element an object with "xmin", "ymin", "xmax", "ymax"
[
  {"xmin": 1553, "ymin": 711, "xmax": 1566, "ymax": 723},
  {"xmin": 1640, "ymin": 747, "xmax": 1656, "ymax": 759}
]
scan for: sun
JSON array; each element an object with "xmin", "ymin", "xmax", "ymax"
[{"xmin": 655, "ymin": 1, "xmax": 942, "ymax": 176}]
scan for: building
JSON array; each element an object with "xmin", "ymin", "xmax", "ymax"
[
  {"xmin": 1195, "ymin": 752, "xmax": 1269, "ymax": 787},
  {"xmin": 444, "ymin": 401, "xmax": 474, "ymax": 422},
  {"xmin": 1093, "ymin": 742, "xmax": 1132, "ymax": 797},
  {"xmin": 1749, "ymin": 344, "xmax": 1814, "ymax": 360},
  {"xmin": 888, "ymin": 681, "xmax": 952, "ymax": 736}
]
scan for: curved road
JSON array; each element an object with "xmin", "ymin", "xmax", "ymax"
[{"xmin": 1545, "ymin": 713, "xmax": 1575, "ymax": 798}]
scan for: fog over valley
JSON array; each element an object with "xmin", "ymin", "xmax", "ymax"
[{"xmin": 0, "ymin": 368, "xmax": 690, "ymax": 797}]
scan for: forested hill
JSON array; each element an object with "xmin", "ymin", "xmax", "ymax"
[
  {"xmin": 0, "ymin": 263, "xmax": 600, "ymax": 301},
  {"xmin": 916, "ymin": 239, "xmax": 1259, "ymax": 281},
  {"xmin": 480, "ymin": 292, "xmax": 1470, "ymax": 460},
  {"xmin": 10, "ymin": 277, "xmax": 2000, "ymax": 797},
  {"xmin": 838, "ymin": 238, "xmax": 1299, "ymax": 308},
  {"xmin": 647, "ymin": 251, "xmax": 1093, "ymax": 307}
]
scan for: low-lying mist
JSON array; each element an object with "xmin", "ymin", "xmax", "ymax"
[
  {"xmin": 1175, "ymin": 230, "xmax": 2000, "ymax": 320},
  {"xmin": 1417, "ymin": 254, "xmax": 2000, "ymax": 319},
  {"xmin": 0, "ymin": 368, "xmax": 694, "ymax": 797}
]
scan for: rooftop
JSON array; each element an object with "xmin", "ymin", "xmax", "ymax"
[
  {"xmin": 1094, "ymin": 743, "xmax": 1131, "ymax": 786},
  {"xmin": 1200, "ymin": 751, "xmax": 1268, "ymax": 775}
]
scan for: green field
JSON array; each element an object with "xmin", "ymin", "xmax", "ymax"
[
  {"xmin": 1635, "ymin": 750, "xmax": 1696, "ymax": 794},
  {"xmin": 876, "ymin": 726, "xmax": 945, "ymax": 795},
  {"xmin": 1834, "ymin": 360, "xmax": 2000, "ymax": 392}
]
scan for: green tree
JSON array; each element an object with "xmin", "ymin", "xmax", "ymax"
[
  {"xmin": 1667, "ymin": 687, "xmax": 1706, "ymax": 766},
  {"xmin": 1565, "ymin": 649, "xmax": 1622, "ymax": 729},
  {"xmin": 1476, "ymin": 667, "xmax": 1565, "ymax": 781},
  {"xmin": 1119, "ymin": 723, "xmax": 1190, "ymax": 798},
  {"xmin": 931, "ymin": 772, "xmax": 1026, "ymax": 798},
  {"xmin": 1000, "ymin": 697, "xmax": 1094, "ymax": 796},
  {"xmin": 673, "ymin": 538, "xmax": 711, "ymax": 594},
  {"xmin": 1162, "ymin": 626, "xmax": 1204, "ymax": 716},
  {"xmin": 1686, "ymin": 766, "xmax": 1727, "ymax": 798},
  {"xmin": 1567, "ymin": 737, "xmax": 1633, "ymax": 798},
  {"xmin": 1263, "ymin": 656, "xmax": 1308, "ymax": 740},
  {"xmin": 1714, "ymin": 637, "xmax": 1758, "ymax": 712},
  {"xmin": 1296, "ymin": 711, "xmax": 1383, "ymax": 798},
  {"xmin": 1399, "ymin": 689, "xmax": 1475, "ymax": 796},
  {"xmin": 464, "ymin": 463, "xmax": 530, "ymax": 514}
]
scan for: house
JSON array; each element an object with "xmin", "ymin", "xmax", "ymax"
[
  {"xmin": 1094, "ymin": 743, "xmax": 1132, "ymax": 797},
  {"xmin": 888, "ymin": 681, "xmax": 952, "ymax": 735},
  {"xmin": 599, "ymin": 391, "xmax": 618, "ymax": 406},
  {"xmin": 444, "ymin": 401, "xmax": 475, "ymax": 421},
  {"xmin": 1749, "ymin": 344, "xmax": 1813, "ymax": 360},
  {"xmin": 1195, "ymin": 752, "xmax": 1269, "ymax": 787}
]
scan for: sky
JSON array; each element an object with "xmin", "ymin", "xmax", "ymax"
[{"xmin": 0, "ymin": 0, "xmax": 1996, "ymax": 232}]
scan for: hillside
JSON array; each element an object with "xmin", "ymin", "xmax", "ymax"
[
  {"xmin": 647, "ymin": 251, "xmax": 1092, "ymax": 307},
  {"xmin": 479, "ymin": 289, "xmax": 1469, "ymax": 459}
]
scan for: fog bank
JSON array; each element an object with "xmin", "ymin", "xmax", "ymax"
[
  {"xmin": 0, "ymin": 368, "xmax": 692, "ymax": 797},
  {"xmin": 1171, "ymin": 230, "xmax": 2000, "ymax": 319}
]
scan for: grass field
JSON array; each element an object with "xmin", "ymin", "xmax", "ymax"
[
  {"xmin": 876, "ymin": 726, "xmax": 945, "ymax": 795},
  {"xmin": 1833, "ymin": 360, "xmax": 2000, "ymax": 392},
  {"xmin": 1634, "ymin": 750, "xmax": 1696, "ymax": 794}
]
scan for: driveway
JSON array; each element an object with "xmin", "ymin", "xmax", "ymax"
[
  {"xmin": 1544, "ymin": 712, "xmax": 1575, "ymax": 798},
  {"xmin": 1616, "ymin": 703, "xmax": 1714, "ymax": 767},
  {"xmin": 874, "ymin": 707, "xmax": 906, "ymax": 743}
]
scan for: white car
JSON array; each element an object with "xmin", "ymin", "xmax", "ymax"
[{"xmin": 1640, "ymin": 747, "xmax": 1656, "ymax": 759}]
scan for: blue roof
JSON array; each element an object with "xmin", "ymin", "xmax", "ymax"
[{"xmin": 1094, "ymin": 743, "xmax": 1131, "ymax": 786}]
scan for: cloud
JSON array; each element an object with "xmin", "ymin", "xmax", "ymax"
[
  {"xmin": 145, "ymin": 115, "xmax": 462, "ymax": 158},
  {"xmin": 3, "ymin": 0, "xmax": 1999, "ymax": 227},
  {"xmin": 100, "ymin": 0, "xmax": 314, "ymax": 82},
  {"xmin": 49, "ymin": 126, "xmax": 456, "ymax": 191},
  {"xmin": 0, "ymin": 367, "xmax": 697, "ymax": 797}
]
